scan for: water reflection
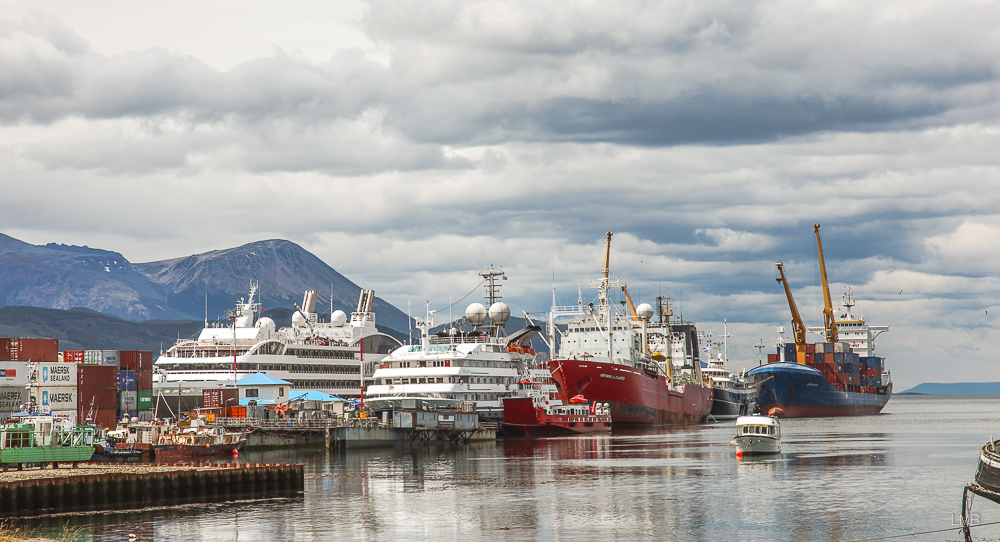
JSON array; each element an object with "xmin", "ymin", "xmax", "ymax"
[{"xmin": 15, "ymin": 397, "xmax": 1000, "ymax": 541}]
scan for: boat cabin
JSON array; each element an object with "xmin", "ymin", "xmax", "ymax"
[{"xmin": 735, "ymin": 415, "xmax": 780, "ymax": 438}]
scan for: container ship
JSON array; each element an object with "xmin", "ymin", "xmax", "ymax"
[
  {"xmin": 748, "ymin": 224, "xmax": 891, "ymax": 417},
  {"xmin": 546, "ymin": 232, "xmax": 713, "ymax": 426}
]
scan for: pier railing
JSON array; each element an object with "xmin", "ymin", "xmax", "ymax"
[
  {"xmin": 216, "ymin": 417, "xmax": 381, "ymax": 430},
  {"xmin": 216, "ymin": 417, "xmax": 499, "ymax": 433}
]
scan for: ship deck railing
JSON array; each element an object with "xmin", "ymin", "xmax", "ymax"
[
  {"xmin": 214, "ymin": 417, "xmax": 499, "ymax": 432},
  {"xmin": 215, "ymin": 417, "xmax": 381, "ymax": 430}
]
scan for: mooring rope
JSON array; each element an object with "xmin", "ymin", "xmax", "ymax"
[{"xmin": 837, "ymin": 518, "xmax": 1000, "ymax": 542}]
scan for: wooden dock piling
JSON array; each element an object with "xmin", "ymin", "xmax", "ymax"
[{"xmin": 0, "ymin": 463, "xmax": 304, "ymax": 517}]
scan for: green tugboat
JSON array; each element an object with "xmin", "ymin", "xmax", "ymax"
[{"xmin": 0, "ymin": 415, "xmax": 95, "ymax": 470}]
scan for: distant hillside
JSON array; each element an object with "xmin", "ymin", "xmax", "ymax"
[
  {"xmin": 900, "ymin": 382, "xmax": 1000, "ymax": 395},
  {"xmin": 0, "ymin": 306, "xmax": 203, "ymax": 352},
  {"xmin": 0, "ymin": 233, "xmax": 411, "ymax": 333},
  {"xmin": 0, "ymin": 305, "xmax": 411, "ymax": 354}
]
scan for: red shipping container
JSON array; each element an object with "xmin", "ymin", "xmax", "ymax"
[
  {"xmin": 767, "ymin": 353, "xmax": 778, "ymax": 363},
  {"xmin": 138, "ymin": 370, "xmax": 153, "ymax": 391},
  {"xmin": 226, "ymin": 406, "xmax": 247, "ymax": 418},
  {"xmin": 78, "ymin": 407, "xmax": 118, "ymax": 429},
  {"xmin": 77, "ymin": 365, "xmax": 117, "ymax": 389},
  {"xmin": 805, "ymin": 343, "xmax": 815, "ymax": 354},
  {"xmin": 119, "ymin": 350, "xmax": 153, "ymax": 372},
  {"xmin": 0, "ymin": 338, "xmax": 59, "ymax": 362},
  {"xmin": 63, "ymin": 350, "xmax": 85, "ymax": 363},
  {"xmin": 77, "ymin": 388, "xmax": 118, "ymax": 410},
  {"xmin": 202, "ymin": 388, "xmax": 239, "ymax": 408}
]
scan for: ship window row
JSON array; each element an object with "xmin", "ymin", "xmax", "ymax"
[
  {"xmin": 159, "ymin": 362, "xmax": 237, "ymax": 371},
  {"xmin": 288, "ymin": 380, "xmax": 359, "ymax": 389},
  {"xmin": 378, "ymin": 376, "xmax": 513, "ymax": 385},
  {"xmin": 391, "ymin": 360, "xmax": 511, "ymax": 369},
  {"xmin": 286, "ymin": 348, "xmax": 355, "ymax": 359},
  {"xmin": 169, "ymin": 350, "xmax": 250, "ymax": 359},
  {"xmin": 740, "ymin": 426, "xmax": 775, "ymax": 436}
]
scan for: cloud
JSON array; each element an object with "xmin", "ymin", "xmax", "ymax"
[{"xmin": 0, "ymin": 1, "xmax": 1000, "ymax": 389}]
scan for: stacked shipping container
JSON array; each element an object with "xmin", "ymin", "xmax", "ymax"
[
  {"xmin": 766, "ymin": 342, "xmax": 885, "ymax": 394},
  {"xmin": 0, "ymin": 338, "xmax": 58, "ymax": 362},
  {"xmin": 31, "ymin": 362, "xmax": 78, "ymax": 424},
  {"xmin": 77, "ymin": 364, "xmax": 118, "ymax": 428},
  {"xmin": 0, "ymin": 361, "xmax": 28, "ymax": 419},
  {"xmin": 120, "ymin": 350, "xmax": 153, "ymax": 419}
]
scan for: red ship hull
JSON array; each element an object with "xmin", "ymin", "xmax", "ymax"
[
  {"xmin": 547, "ymin": 359, "xmax": 713, "ymax": 425},
  {"xmin": 500, "ymin": 397, "xmax": 611, "ymax": 436}
]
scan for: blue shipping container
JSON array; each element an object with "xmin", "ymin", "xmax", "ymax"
[{"xmin": 117, "ymin": 370, "xmax": 137, "ymax": 391}]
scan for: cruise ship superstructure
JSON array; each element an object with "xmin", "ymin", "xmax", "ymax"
[
  {"xmin": 154, "ymin": 283, "xmax": 401, "ymax": 408},
  {"xmin": 365, "ymin": 267, "xmax": 541, "ymax": 421}
]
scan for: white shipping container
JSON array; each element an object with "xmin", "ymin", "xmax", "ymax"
[
  {"xmin": 84, "ymin": 350, "xmax": 103, "ymax": 363},
  {"xmin": 32, "ymin": 387, "xmax": 77, "ymax": 411},
  {"xmin": 0, "ymin": 386, "xmax": 28, "ymax": 412},
  {"xmin": 37, "ymin": 362, "xmax": 78, "ymax": 387},
  {"xmin": 102, "ymin": 350, "xmax": 119, "ymax": 367},
  {"xmin": 0, "ymin": 362, "xmax": 29, "ymax": 386},
  {"xmin": 119, "ymin": 390, "xmax": 137, "ymax": 410}
]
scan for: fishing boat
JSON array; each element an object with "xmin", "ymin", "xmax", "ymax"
[
  {"xmin": 154, "ymin": 284, "xmax": 401, "ymax": 408},
  {"xmin": 701, "ymin": 330, "xmax": 757, "ymax": 420},
  {"xmin": 365, "ymin": 267, "xmax": 543, "ymax": 422},
  {"xmin": 546, "ymin": 233, "xmax": 714, "ymax": 426},
  {"xmin": 748, "ymin": 225, "xmax": 892, "ymax": 417},
  {"xmin": 154, "ymin": 419, "xmax": 248, "ymax": 458},
  {"xmin": 500, "ymin": 396, "xmax": 611, "ymax": 437},
  {"xmin": 731, "ymin": 415, "xmax": 781, "ymax": 455},
  {"xmin": 88, "ymin": 425, "xmax": 146, "ymax": 462},
  {"xmin": 0, "ymin": 415, "xmax": 95, "ymax": 468}
]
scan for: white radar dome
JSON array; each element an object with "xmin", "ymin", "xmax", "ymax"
[
  {"xmin": 292, "ymin": 311, "xmax": 307, "ymax": 327},
  {"xmin": 488, "ymin": 302, "xmax": 511, "ymax": 325},
  {"xmin": 465, "ymin": 303, "xmax": 488, "ymax": 326},
  {"xmin": 255, "ymin": 317, "xmax": 276, "ymax": 334},
  {"xmin": 636, "ymin": 303, "xmax": 654, "ymax": 321},
  {"xmin": 331, "ymin": 310, "xmax": 348, "ymax": 327}
]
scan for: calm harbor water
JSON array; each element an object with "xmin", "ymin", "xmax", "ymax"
[{"xmin": 19, "ymin": 395, "xmax": 1000, "ymax": 541}]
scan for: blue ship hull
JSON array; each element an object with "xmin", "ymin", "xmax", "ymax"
[{"xmin": 748, "ymin": 363, "xmax": 891, "ymax": 417}]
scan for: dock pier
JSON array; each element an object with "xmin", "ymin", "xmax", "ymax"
[
  {"xmin": 0, "ymin": 463, "xmax": 303, "ymax": 517},
  {"xmin": 217, "ymin": 417, "xmax": 498, "ymax": 449}
]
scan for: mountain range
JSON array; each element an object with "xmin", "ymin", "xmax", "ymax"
[
  {"xmin": 898, "ymin": 382, "xmax": 1000, "ymax": 395},
  {"xmin": 0, "ymin": 233, "xmax": 411, "ymax": 332}
]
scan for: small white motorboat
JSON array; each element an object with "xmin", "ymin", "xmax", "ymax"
[{"xmin": 732, "ymin": 415, "xmax": 781, "ymax": 456}]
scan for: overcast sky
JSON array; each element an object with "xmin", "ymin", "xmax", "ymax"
[{"xmin": 2, "ymin": 0, "xmax": 999, "ymax": 389}]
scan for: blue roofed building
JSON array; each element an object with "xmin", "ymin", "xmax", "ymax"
[{"xmin": 228, "ymin": 372, "xmax": 292, "ymax": 406}]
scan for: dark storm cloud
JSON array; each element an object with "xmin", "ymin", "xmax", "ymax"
[{"xmin": 4, "ymin": 1, "xmax": 999, "ymax": 153}]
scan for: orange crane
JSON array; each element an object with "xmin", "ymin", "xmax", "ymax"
[
  {"xmin": 620, "ymin": 284, "xmax": 640, "ymax": 322},
  {"xmin": 776, "ymin": 262, "xmax": 807, "ymax": 348},
  {"xmin": 814, "ymin": 224, "xmax": 839, "ymax": 344}
]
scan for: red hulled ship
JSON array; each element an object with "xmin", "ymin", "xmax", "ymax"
[{"xmin": 544, "ymin": 233, "xmax": 713, "ymax": 426}]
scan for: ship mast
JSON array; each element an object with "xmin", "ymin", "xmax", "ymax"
[
  {"xmin": 814, "ymin": 224, "xmax": 839, "ymax": 344},
  {"xmin": 597, "ymin": 232, "xmax": 613, "ymax": 313},
  {"xmin": 775, "ymin": 262, "xmax": 807, "ymax": 348}
]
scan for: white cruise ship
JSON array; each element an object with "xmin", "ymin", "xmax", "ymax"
[
  {"xmin": 154, "ymin": 283, "xmax": 401, "ymax": 409},
  {"xmin": 364, "ymin": 268, "xmax": 542, "ymax": 421}
]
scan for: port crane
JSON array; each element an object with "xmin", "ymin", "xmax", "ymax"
[
  {"xmin": 775, "ymin": 262, "xmax": 807, "ymax": 348},
  {"xmin": 814, "ymin": 224, "xmax": 839, "ymax": 344}
]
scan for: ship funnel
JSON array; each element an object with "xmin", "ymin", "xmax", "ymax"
[{"xmin": 302, "ymin": 291, "xmax": 318, "ymax": 314}]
